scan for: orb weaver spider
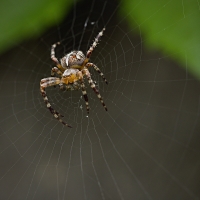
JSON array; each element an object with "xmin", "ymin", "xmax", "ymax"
[{"xmin": 40, "ymin": 28, "xmax": 108, "ymax": 128}]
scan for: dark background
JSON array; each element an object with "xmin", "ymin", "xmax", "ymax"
[{"xmin": 0, "ymin": 0, "xmax": 200, "ymax": 199}]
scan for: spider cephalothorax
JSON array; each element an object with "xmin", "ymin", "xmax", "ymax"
[{"xmin": 40, "ymin": 28, "xmax": 108, "ymax": 128}]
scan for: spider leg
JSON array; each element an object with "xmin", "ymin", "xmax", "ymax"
[
  {"xmin": 86, "ymin": 63, "xmax": 108, "ymax": 84},
  {"xmin": 76, "ymin": 71, "xmax": 90, "ymax": 113},
  {"xmin": 86, "ymin": 28, "xmax": 105, "ymax": 59},
  {"xmin": 80, "ymin": 81, "xmax": 90, "ymax": 114},
  {"xmin": 51, "ymin": 67, "xmax": 63, "ymax": 77},
  {"xmin": 83, "ymin": 69, "xmax": 107, "ymax": 111},
  {"xmin": 51, "ymin": 42, "xmax": 65, "ymax": 72},
  {"xmin": 51, "ymin": 67, "xmax": 63, "ymax": 89},
  {"xmin": 40, "ymin": 77, "xmax": 72, "ymax": 128},
  {"xmin": 50, "ymin": 67, "xmax": 66, "ymax": 91}
]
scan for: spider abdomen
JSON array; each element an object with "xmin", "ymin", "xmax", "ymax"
[{"xmin": 65, "ymin": 51, "xmax": 85, "ymax": 67}]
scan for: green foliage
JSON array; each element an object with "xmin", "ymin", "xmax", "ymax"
[
  {"xmin": 1, "ymin": 0, "xmax": 200, "ymax": 78},
  {"xmin": 0, "ymin": 0, "xmax": 74, "ymax": 53},
  {"xmin": 121, "ymin": 0, "xmax": 200, "ymax": 78}
]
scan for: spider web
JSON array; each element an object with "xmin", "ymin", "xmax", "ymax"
[{"xmin": 0, "ymin": 0, "xmax": 200, "ymax": 199}]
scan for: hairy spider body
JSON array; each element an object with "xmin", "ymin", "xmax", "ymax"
[{"xmin": 40, "ymin": 28, "xmax": 107, "ymax": 127}]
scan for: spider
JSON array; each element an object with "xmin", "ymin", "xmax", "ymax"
[{"xmin": 40, "ymin": 28, "xmax": 108, "ymax": 128}]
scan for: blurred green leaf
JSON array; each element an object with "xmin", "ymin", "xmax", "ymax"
[
  {"xmin": 0, "ymin": 0, "xmax": 74, "ymax": 53},
  {"xmin": 121, "ymin": 0, "xmax": 200, "ymax": 78}
]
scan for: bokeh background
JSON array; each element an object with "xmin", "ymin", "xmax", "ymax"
[{"xmin": 0, "ymin": 0, "xmax": 200, "ymax": 199}]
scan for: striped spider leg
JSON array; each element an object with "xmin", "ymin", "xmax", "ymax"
[
  {"xmin": 86, "ymin": 63, "xmax": 108, "ymax": 84},
  {"xmin": 40, "ymin": 77, "xmax": 72, "ymax": 127},
  {"xmin": 40, "ymin": 69, "xmax": 90, "ymax": 128},
  {"xmin": 51, "ymin": 42, "xmax": 66, "ymax": 72},
  {"xmin": 86, "ymin": 28, "xmax": 106, "ymax": 59},
  {"xmin": 82, "ymin": 68, "xmax": 107, "ymax": 111}
]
